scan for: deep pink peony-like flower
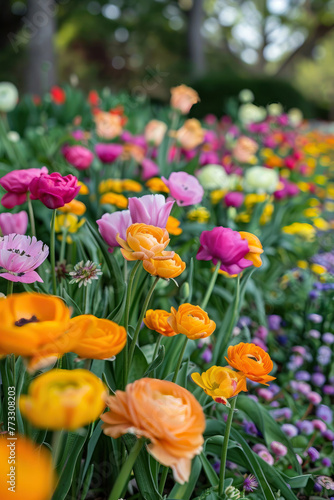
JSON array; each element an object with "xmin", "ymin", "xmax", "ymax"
[
  {"xmin": 224, "ymin": 192, "xmax": 244, "ymax": 208},
  {"xmin": 0, "ymin": 167, "xmax": 48, "ymax": 209},
  {"xmin": 196, "ymin": 227, "xmax": 252, "ymax": 275},
  {"xmin": 0, "ymin": 233, "xmax": 49, "ymax": 283},
  {"xmin": 95, "ymin": 143, "xmax": 123, "ymax": 164},
  {"xmin": 63, "ymin": 145, "xmax": 94, "ymax": 170},
  {"xmin": 29, "ymin": 173, "xmax": 81, "ymax": 209},
  {"xmin": 0, "ymin": 211, "xmax": 28, "ymax": 235},
  {"xmin": 129, "ymin": 194, "xmax": 174, "ymax": 228},
  {"xmin": 162, "ymin": 171, "xmax": 204, "ymax": 207},
  {"xmin": 97, "ymin": 210, "xmax": 132, "ymax": 253}
]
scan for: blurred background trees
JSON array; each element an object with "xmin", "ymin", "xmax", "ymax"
[{"xmin": 1, "ymin": 0, "xmax": 334, "ymax": 117}]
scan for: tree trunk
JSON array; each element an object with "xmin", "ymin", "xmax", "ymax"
[
  {"xmin": 187, "ymin": 0, "xmax": 206, "ymax": 78},
  {"xmin": 26, "ymin": 0, "xmax": 57, "ymax": 94}
]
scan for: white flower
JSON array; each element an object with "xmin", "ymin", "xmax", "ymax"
[
  {"xmin": 0, "ymin": 82, "xmax": 18, "ymax": 113},
  {"xmin": 196, "ymin": 164, "xmax": 228, "ymax": 190},
  {"xmin": 243, "ymin": 166, "xmax": 279, "ymax": 194},
  {"xmin": 238, "ymin": 88, "xmax": 254, "ymax": 103},
  {"xmin": 238, "ymin": 103, "xmax": 266, "ymax": 124},
  {"xmin": 289, "ymin": 108, "xmax": 303, "ymax": 127},
  {"xmin": 267, "ymin": 102, "xmax": 283, "ymax": 116}
]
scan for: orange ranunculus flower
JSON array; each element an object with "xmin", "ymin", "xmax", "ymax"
[
  {"xmin": 144, "ymin": 309, "xmax": 177, "ymax": 337},
  {"xmin": 166, "ymin": 216, "xmax": 182, "ymax": 235},
  {"xmin": 170, "ymin": 84, "xmax": 200, "ymax": 114},
  {"xmin": 100, "ymin": 192, "xmax": 128, "ymax": 208},
  {"xmin": 122, "ymin": 179, "xmax": 142, "ymax": 192},
  {"xmin": 94, "ymin": 111, "xmax": 123, "ymax": 139},
  {"xmin": 19, "ymin": 369, "xmax": 107, "ymax": 431},
  {"xmin": 145, "ymin": 119, "xmax": 168, "ymax": 146},
  {"xmin": 143, "ymin": 252, "xmax": 186, "ymax": 279},
  {"xmin": 116, "ymin": 223, "xmax": 173, "ymax": 262},
  {"xmin": 101, "ymin": 378, "xmax": 205, "ymax": 484},
  {"xmin": 225, "ymin": 342, "xmax": 275, "ymax": 385},
  {"xmin": 168, "ymin": 303, "xmax": 216, "ymax": 340},
  {"xmin": 58, "ymin": 199, "xmax": 86, "ymax": 216},
  {"xmin": 191, "ymin": 366, "xmax": 248, "ymax": 404},
  {"xmin": 239, "ymin": 231, "xmax": 264, "ymax": 268},
  {"xmin": 78, "ymin": 181, "xmax": 89, "ymax": 195},
  {"xmin": 0, "ymin": 293, "xmax": 71, "ymax": 357},
  {"xmin": 0, "ymin": 435, "xmax": 56, "ymax": 500},
  {"xmin": 232, "ymin": 136, "xmax": 258, "ymax": 163},
  {"xmin": 146, "ymin": 177, "xmax": 170, "ymax": 193},
  {"xmin": 65, "ymin": 315, "xmax": 127, "ymax": 359},
  {"xmin": 172, "ymin": 119, "xmax": 205, "ymax": 150}
]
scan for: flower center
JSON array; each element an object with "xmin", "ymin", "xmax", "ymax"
[{"xmin": 15, "ymin": 315, "xmax": 39, "ymax": 327}]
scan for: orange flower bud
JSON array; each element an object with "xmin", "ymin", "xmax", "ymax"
[
  {"xmin": 20, "ymin": 369, "xmax": 107, "ymax": 430},
  {"xmin": 166, "ymin": 216, "xmax": 182, "ymax": 235},
  {"xmin": 0, "ymin": 293, "xmax": 71, "ymax": 357},
  {"xmin": 116, "ymin": 223, "xmax": 173, "ymax": 262},
  {"xmin": 191, "ymin": 366, "xmax": 248, "ymax": 404},
  {"xmin": 225, "ymin": 342, "xmax": 275, "ymax": 385},
  {"xmin": 168, "ymin": 303, "xmax": 216, "ymax": 340},
  {"xmin": 144, "ymin": 309, "xmax": 177, "ymax": 337},
  {"xmin": 143, "ymin": 252, "xmax": 186, "ymax": 279},
  {"xmin": 239, "ymin": 231, "xmax": 263, "ymax": 268},
  {"xmin": 0, "ymin": 436, "xmax": 56, "ymax": 500},
  {"xmin": 101, "ymin": 378, "xmax": 205, "ymax": 484}
]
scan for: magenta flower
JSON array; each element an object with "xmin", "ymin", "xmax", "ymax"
[
  {"xmin": 0, "ymin": 167, "xmax": 48, "ymax": 209},
  {"xmin": 0, "ymin": 211, "xmax": 28, "ymax": 235},
  {"xmin": 129, "ymin": 194, "xmax": 174, "ymax": 227},
  {"xmin": 224, "ymin": 192, "xmax": 244, "ymax": 208},
  {"xmin": 196, "ymin": 227, "xmax": 252, "ymax": 275},
  {"xmin": 95, "ymin": 143, "xmax": 123, "ymax": 163},
  {"xmin": 63, "ymin": 145, "xmax": 94, "ymax": 170},
  {"xmin": 141, "ymin": 158, "xmax": 159, "ymax": 180},
  {"xmin": 0, "ymin": 234, "xmax": 49, "ymax": 283},
  {"xmin": 97, "ymin": 210, "xmax": 132, "ymax": 252},
  {"xmin": 29, "ymin": 173, "xmax": 81, "ymax": 209},
  {"xmin": 162, "ymin": 171, "xmax": 204, "ymax": 207}
]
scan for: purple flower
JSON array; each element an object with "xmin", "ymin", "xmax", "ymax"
[
  {"xmin": 129, "ymin": 194, "xmax": 174, "ymax": 228},
  {"xmin": 308, "ymin": 329, "xmax": 321, "ymax": 339},
  {"xmin": 322, "ymin": 457, "xmax": 331, "ymax": 467},
  {"xmin": 97, "ymin": 210, "xmax": 132, "ymax": 252},
  {"xmin": 95, "ymin": 143, "xmax": 123, "ymax": 163},
  {"xmin": 268, "ymin": 315, "xmax": 281, "ymax": 331},
  {"xmin": 197, "ymin": 226, "xmax": 252, "ymax": 275},
  {"xmin": 316, "ymin": 405, "xmax": 333, "ymax": 424},
  {"xmin": 0, "ymin": 234, "xmax": 48, "ymax": 283},
  {"xmin": 322, "ymin": 429, "xmax": 334, "ymax": 441},
  {"xmin": 243, "ymin": 420, "xmax": 258, "ymax": 435},
  {"xmin": 162, "ymin": 171, "xmax": 204, "ymax": 207},
  {"xmin": 311, "ymin": 373, "xmax": 326, "ymax": 386},
  {"xmin": 270, "ymin": 407, "xmax": 292, "ymax": 420},
  {"xmin": 307, "ymin": 447, "xmax": 320, "ymax": 462},
  {"xmin": 323, "ymin": 332, "xmax": 334, "ymax": 344},
  {"xmin": 308, "ymin": 392, "xmax": 322, "ymax": 405},
  {"xmin": 308, "ymin": 313, "xmax": 323, "ymax": 323},
  {"xmin": 295, "ymin": 371, "xmax": 311, "ymax": 381},
  {"xmin": 313, "ymin": 419, "xmax": 327, "ymax": 433},
  {"xmin": 243, "ymin": 474, "xmax": 258, "ymax": 492},
  {"xmin": 297, "ymin": 420, "xmax": 314, "ymax": 435},
  {"xmin": 63, "ymin": 145, "xmax": 94, "ymax": 170},
  {"xmin": 281, "ymin": 424, "xmax": 298, "ymax": 438},
  {"xmin": 201, "ymin": 347, "xmax": 212, "ymax": 363},
  {"xmin": 270, "ymin": 441, "xmax": 288, "ymax": 457},
  {"xmin": 0, "ymin": 211, "xmax": 28, "ymax": 235},
  {"xmin": 323, "ymin": 385, "xmax": 334, "ymax": 396},
  {"xmin": 258, "ymin": 388, "xmax": 273, "ymax": 401},
  {"xmin": 255, "ymin": 325, "xmax": 268, "ymax": 340}
]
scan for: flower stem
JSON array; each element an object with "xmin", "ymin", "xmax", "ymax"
[
  {"xmin": 172, "ymin": 334, "xmax": 188, "ymax": 383},
  {"xmin": 159, "ymin": 465, "xmax": 169, "ymax": 496},
  {"xmin": 50, "ymin": 209, "xmax": 57, "ymax": 295},
  {"xmin": 149, "ymin": 334, "xmax": 162, "ymax": 377},
  {"xmin": 52, "ymin": 429, "xmax": 65, "ymax": 467},
  {"xmin": 201, "ymin": 260, "xmax": 221, "ymax": 309},
  {"xmin": 216, "ymin": 274, "xmax": 241, "ymax": 361},
  {"xmin": 219, "ymin": 396, "xmax": 237, "ymax": 497},
  {"xmin": 84, "ymin": 285, "xmax": 90, "ymax": 314},
  {"xmin": 108, "ymin": 438, "xmax": 144, "ymax": 500},
  {"xmin": 59, "ymin": 227, "xmax": 68, "ymax": 262},
  {"xmin": 6, "ymin": 280, "xmax": 13, "ymax": 296},
  {"xmin": 27, "ymin": 193, "xmax": 36, "ymax": 237},
  {"xmin": 127, "ymin": 276, "xmax": 160, "ymax": 376}
]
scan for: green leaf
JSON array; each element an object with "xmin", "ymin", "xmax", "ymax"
[
  {"xmin": 168, "ymin": 456, "xmax": 202, "ymax": 500},
  {"xmin": 199, "ymin": 452, "xmax": 219, "ymax": 487},
  {"xmin": 143, "ymin": 346, "xmax": 165, "ymax": 377},
  {"xmin": 128, "ymin": 344, "xmax": 149, "ymax": 383},
  {"xmin": 81, "ymin": 422, "xmax": 103, "ymax": 485},
  {"xmin": 80, "ymin": 464, "xmax": 94, "ymax": 500}
]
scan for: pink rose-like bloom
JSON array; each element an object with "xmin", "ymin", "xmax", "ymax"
[
  {"xmin": 197, "ymin": 227, "xmax": 252, "ymax": 275},
  {"xmin": 308, "ymin": 392, "xmax": 322, "ymax": 405},
  {"xmin": 0, "ymin": 211, "xmax": 28, "ymax": 235},
  {"xmin": 0, "ymin": 233, "xmax": 49, "ymax": 283},
  {"xmin": 270, "ymin": 441, "xmax": 288, "ymax": 457},
  {"xmin": 29, "ymin": 173, "xmax": 80, "ymax": 209},
  {"xmin": 129, "ymin": 194, "xmax": 174, "ymax": 228},
  {"xmin": 313, "ymin": 419, "xmax": 327, "ymax": 433},
  {"xmin": 63, "ymin": 145, "xmax": 94, "ymax": 170},
  {"xmin": 225, "ymin": 192, "xmax": 244, "ymax": 208},
  {"xmin": 97, "ymin": 210, "xmax": 132, "ymax": 252},
  {"xmin": 141, "ymin": 158, "xmax": 159, "ymax": 180},
  {"xmin": 95, "ymin": 143, "xmax": 123, "ymax": 164},
  {"xmin": 0, "ymin": 167, "xmax": 48, "ymax": 209},
  {"xmin": 257, "ymin": 450, "xmax": 274, "ymax": 465},
  {"xmin": 162, "ymin": 172, "xmax": 204, "ymax": 207},
  {"xmin": 232, "ymin": 136, "xmax": 258, "ymax": 163}
]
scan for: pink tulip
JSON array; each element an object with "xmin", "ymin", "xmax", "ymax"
[
  {"xmin": 63, "ymin": 145, "xmax": 94, "ymax": 170},
  {"xmin": 29, "ymin": 173, "xmax": 80, "ymax": 209},
  {"xmin": 97, "ymin": 210, "xmax": 132, "ymax": 252},
  {"xmin": 141, "ymin": 158, "xmax": 159, "ymax": 180},
  {"xmin": 162, "ymin": 171, "xmax": 204, "ymax": 207},
  {"xmin": 0, "ymin": 211, "xmax": 28, "ymax": 235},
  {"xmin": 129, "ymin": 194, "xmax": 174, "ymax": 227},
  {"xmin": 224, "ymin": 192, "xmax": 244, "ymax": 208},
  {"xmin": 95, "ymin": 143, "xmax": 123, "ymax": 163},
  {"xmin": 0, "ymin": 167, "xmax": 48, "ymax": 209},
  {"xmin": 197, "ymin": 226, "xmax": 252, "ymax": 275}
]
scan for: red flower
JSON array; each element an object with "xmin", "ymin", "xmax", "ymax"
[
  {"xmin": 88, "ymin": 90, "xmax": 100, "ymax": 107},
  {"xmin": 50, "ymin": 86, "xmax": 66, "ymax": 105}
]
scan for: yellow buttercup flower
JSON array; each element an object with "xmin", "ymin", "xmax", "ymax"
[
  {"xmin": 146, "ymin": 177, "xmax": 169, "ymax": 193},
  {"xmin": 235, "ymin": 212, "xmax": 251, "ymax": 223},
  {"xmin": 310, "ymin": 263, "xmax": 327, "ymax": 275},
  {"xmin": 122, "ymin": 179, "xmax": 142, "ymax": 192},
  {"xmin": 325, "ymin": 201, "xmax": 334, "ymax": 212},
  {"xmin": 100, "ymin": 192, "xmax": 128, "ymax": 208},
  {"xmin": 304, "ymin": 207, "xmax": 321, "ymax": 218},
  {"xmin": 260, "ymin": 203, "xmax": 274, "ymax": 225},
  {"xmin": 191, "ymin": 366, "xmax": 247, "ymax": 404},
  {"xmin": 55, "ymin": 214, "xmax": 85, "ymax": 243},
  {"xmin": 282, "ymin": 222, "xmax": 316, "ymax": 242},
  {"xmin": 244, "ymin": 193, "xmax": 268, "ymax": 209},
  {"xmin": 297, "ymin": 182, "xmax": 310, "ymax": 193},
  {"xmin": 210, "ymin": 189, "xmax": 226, "ymax": 204},
  {"xmin": 58, "ymin": 199, "xmax": 86, "ymax": 216},
  {"xmin": 166, "ymin": 216, "xmax": 182, "ymax": 235},
  {"xmin": 187, "ymin": 207, "xmax": 210, "ymax": 223},
  {"xmin": 99, "ymin": 179, "xmax": 123, "ymax": 194},
  {"xmin": 78, "ymin": 181, "xmax": 89, "ymax": 195},
  {"xmin": 19, "ymin": 369, "xmax": 107, "ymax": 431},
  {"xmin": 313, "ymin": 217, "xmax": 330, "ymax": 231},
  {"xmin": 315, "ymin": 175, "xmax": 327, "ymax": 185},
  {"xmin": 297, "ymin": 260, "xmax": 308, "ymax": 270}
]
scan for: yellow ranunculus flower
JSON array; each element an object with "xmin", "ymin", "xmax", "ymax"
[
  {"xmin": 146, "ymin": 177, "xmax": 169, "ymax": 193},
  {"xmin": 191, "ymin": 366, "xmax": 247, "ymax": 404},
  {"xmin": 58, "ymin": 199, "xmax": 86, "ymax": 216},
  {"xmin": 313, "ymin": 217, "xmax": 330, "ymax": 231},
  {"xmin": 19, "ymin": 369, "xmax": 107, "ymax": 430},
  {"xmin": 100, "ymin": 192, "xmax": 128, "ymax": 208},
  {"xmin": 99, "ymin": 179, "xmax": 123, "ymax": 194},
  {"xmin": 282, "ymin": 222, "xmax": 316, "ymax": 241},
  {"xmin": 304, "ymin": 207, "xmax": 321, "ymax": 218},
  {"xmin": 55, "ymin": 214, "xmax": 85, "ymax": 243},
  {"xmin": 78, "ymin": 181, "xmax": 89, "ymax": 195},
  {"xmin": 310, "ymin": 263, "xmax": 327, "ymax": 275},
  {"xmin": 260, "ymin": 203, "xmax": 274, "ymax": 225},
  {"xmin": 122, "ymin": 179, "xmax": 142, "ymax": 192},
  {"xmin": 244, "ymin": 193, "xmax": 267, "ymax": 209},
  {"xmin": 297, "ymin": 260, "xmax": 308, "ymax": 270},
  {"xmin": 187, "ymin": 207, "xmax": 210, "ymax": 223},
  {"xmin": 210, "ymin": 189, "xmax": 226, "ymax": 204}
]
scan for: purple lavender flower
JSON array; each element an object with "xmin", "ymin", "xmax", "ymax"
[
  {"xmin": 308, "ymin": 313, "xmax": 323, "ymax": 323},
  {"xmin": 297, "ymin": 420, "xmax": 314, "ymax": 435},
  {"xmin": 281, "ymin": 424, "xmax": 298, "ymax": 438},
  {"xmin": 311, "ymin": 373, "xmax": 326, "ymax": 386},
  {"xmin": 322, "ymin": 457, "xmax": 331, "ymax": 467},
  {"xmin": 268, "ymin": 315, "xmax": 281, "ymax": 330},
  {"xmin": 322, "ymin": 429, "xmax": 334, "ymax": 441},
  {"xmin": 323, "ymin": 385, "xmax": 334, "ymax": 396},
  {"xmin": 295, "ymin": 371, "xmax": 311, "ymax": 381},
  {"xmin": 201, "ymin": 347, "xmax": 213, "ymax": 363},
  {"xmin": 322, "ymin": 332, "xmax": 334, "ymax": 344},
  {"xmin": 313, "ymin": 419, "xmax": 327, "ymax": 433},
  {"xmin": 243, "ymin": 474, "xmax": 258, "ymax": 493},
  {"xmin": 243, "ymin": 420, "xmax": 258, "ymax": 436},
  {"xmin": 307, "ymin": 447, "xmax": 320, "ymax": 462},
  {"xmin": 270, "ymin": 407, "xmax": 292, "ymax": 420}
]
